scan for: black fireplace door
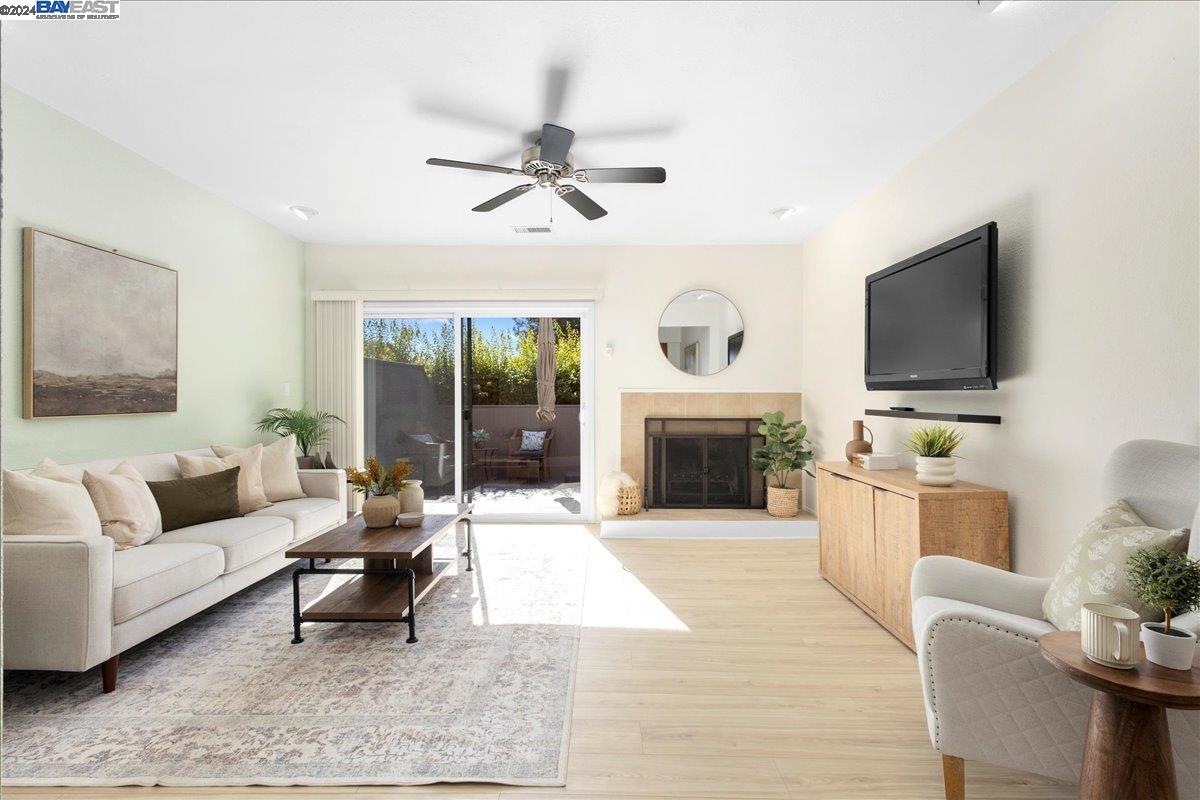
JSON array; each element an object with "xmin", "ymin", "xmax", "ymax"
[{"xmin": 658, "ymin": 435, "xmax": 750, "ymax": 507}]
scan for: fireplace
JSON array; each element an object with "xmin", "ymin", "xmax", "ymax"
[{"xmin": 644, "ymin": 418, "xmax": 766, "ymax": 509}]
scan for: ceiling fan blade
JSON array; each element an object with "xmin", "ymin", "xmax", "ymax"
[
  {"xmin": 573, "ymin": 167, "xmax": 666, "ymax": 184},
  {"xmin": 543, "ymin": 65, "xmax": 570, "ymax": 122},
  {"xmin": 472, "ymin": 184, "xmax": 535, "ymax": 212},
  {"xmin": 426, "ymin": 158, "xmax": 524, "ymax": 176},
  {"xmin": 539, "ymin": 123, "xmax": 574, "ymax": 166},
  {"xmin": 555, "ymin": 185, "xmax": 607, "ymax": 220}
]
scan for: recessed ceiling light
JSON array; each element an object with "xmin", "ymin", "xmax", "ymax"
[
  {"xmin": 770, "ymin": 206, "xmax": 803, "ymax": 221},
  {"xmin": 289, "ymin": 205, "xmax": 318, "ymax": 221}
]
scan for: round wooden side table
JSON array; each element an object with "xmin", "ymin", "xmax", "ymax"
[{"xmin": 1038, "ymin": 630, "xmax": 1200, "ymax": 800}]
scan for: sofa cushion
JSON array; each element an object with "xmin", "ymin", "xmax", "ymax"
[
  {"xmin": 2, "ymin": 459, "xmax": 102, "ymax": 537},
  {"xmin": 113, "ymin": 542, "xmax": 224, "ymax": 624},
  {"xmin": 247, "ymin": 497, "xmax": 342, "ymax": 541},
  {"xmin": 213, "ymin": 436, "xmax": 305, "ymax": 503},
  {"xmin": 154, "ymin": 516, "xmax": 292, "ymax": 573},
  {"xmin": 146, "ymin": 468, "xmax": 241, "ymax": 532}
]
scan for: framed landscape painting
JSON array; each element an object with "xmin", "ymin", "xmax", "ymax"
[{"xmin": 23, "ymin": 228, "xmax": 178, "ymax": 418}]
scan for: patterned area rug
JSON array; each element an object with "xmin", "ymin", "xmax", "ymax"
[{"xmin": 2, "ymin": 524, "xmax": 589, "ymax": 786}]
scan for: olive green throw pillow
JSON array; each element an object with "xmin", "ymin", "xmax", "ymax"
[
  {"xmin": 146, "ymin": 467, "xmax": 241, "ymax": 532},
  {"xmin": 1042, "ymin": 499, "xmax": 1189, "ymax": 630}
]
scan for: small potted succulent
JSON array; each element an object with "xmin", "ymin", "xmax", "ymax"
[
  {"xmin": 471, "ymin": 428, "xmax": 491, "ymax": 448},
  {"xmin": 1126, "ymin": 546, "xmax": 1200, "ymax": 670},
  {"xmin": 347, "ymin": 458, "xmax": 414, "ymax": 528},
  {"xmin": 905, "ymin": 424, "xmax": 965, "ymax": 486},
  {"xmin": 751, "ymin": 411, "xmax": 814, "ymax": 518}
]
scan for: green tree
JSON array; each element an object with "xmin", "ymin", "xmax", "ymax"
[{"xmin": 363, "ymin": 317, "xmax": 581, "ymax": 406}]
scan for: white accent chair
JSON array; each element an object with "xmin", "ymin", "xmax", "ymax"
[
  {"xmin": 911, "ymin": 440, "xmax": 1200, "ymax": 799},
  {"xmin": 2, "ymin": 448, "xmax": 347, "ymax": 693}
]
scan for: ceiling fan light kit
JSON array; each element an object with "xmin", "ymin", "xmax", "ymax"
[{"xmin": 426, "ymin": 122, "xmax": 666, "ymax": 221}]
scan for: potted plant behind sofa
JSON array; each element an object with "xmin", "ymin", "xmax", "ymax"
[
  {"xmin": 905, "ymin": 424, "xmax": 965, "ymax": 486},
  {"xmin": 347, "ymin": 457, "xmax": 414, "ymax": 528},
  {"xmin": 1126, "ymin": 546, "xmax": 1200, "ymax": 670},
  {"xmin": 751, "ymin": 411, "xmax": 814, "ymax": 518},
  {"xmin": 256, "ymin": 407, "xmax": 345, "ymax": 468}
]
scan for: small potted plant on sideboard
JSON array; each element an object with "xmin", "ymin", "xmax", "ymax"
[
  {"xmin": 1127, "ymin": 546, "xmax": 1200, "ymax": 670},
  {"xmin": 751, "ymin": 411, "xmax": 814, "ymax": 518},
  {"xmin": 905, "ymin": 424, "xmax": 965, "ymax": 486}
]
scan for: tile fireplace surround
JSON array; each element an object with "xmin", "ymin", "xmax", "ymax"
[{"xmin": 619, "ymin": 391, "xmax": 804, "ymax": 499}]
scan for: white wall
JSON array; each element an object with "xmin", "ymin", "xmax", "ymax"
[
  {"xmin": 1, "ymin": 86, "xmax": 306, "ymax": 468},
  {"xmin": 797, "ymin": 1, "xmax": 1199, "ymax": 575},
  {"xmin": 306, "ymin": 244, "xmax": 803, "ymax": 502}
]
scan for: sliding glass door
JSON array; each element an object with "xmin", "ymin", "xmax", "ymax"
[{"xmin": 362, "ymin": 303, "xmax": 593, "ymax": 521}]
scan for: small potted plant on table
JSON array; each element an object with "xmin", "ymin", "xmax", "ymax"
[
  {"xmin": 751, "ymin": 411, "xmax": 814, "ymax": 518},
  {"xmin": 905, "ymin": 424, "xmax": 965, "ymax": 486},
  {"xmin": 347, "ymin": 458, "xmax": 414, "ymax": 528},
  {"xmin": 1127, "ymin": 546, "xmax": 1200, "ymax": 670}
]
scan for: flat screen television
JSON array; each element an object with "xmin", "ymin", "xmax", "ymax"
[{"xmin": 865, "ymin": 222, "xmax": 997, "ymax": 391}]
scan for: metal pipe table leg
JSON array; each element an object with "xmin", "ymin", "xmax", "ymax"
[
  {"xmin": 463, "ymin": 517, "xmax": 474, "ymax": 572},
  {"xmin": 291, "ymin": 568, "xmax": 304, "ymax": 644},
  {"xmin": 402, "ymin": 567, "xmax": 418, "ymax": 643}
]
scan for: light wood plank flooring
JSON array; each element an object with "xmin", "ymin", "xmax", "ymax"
[{"xmin": 5, "ymin": 535, "xmax": 1073, "ymax": 800}]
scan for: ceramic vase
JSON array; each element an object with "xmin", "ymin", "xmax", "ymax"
[
  {"xmin": 1141, "ymin": 622, "xmax": 1198, "ymax": 670},
  {"xmin": 397, "ymin": 480, "xmax": 424, "ymax": 514},
  {"xmin": 766, "ymin": 486, "xmax": 800, "ymax": 517},
  {"xmin": 844, "ymin": 420, "xmax": 873, "ymax": 466},
  {"xmin": 362, "ymin": 494, "xmax": 400, "ymax": 528},
  {"xmin": 914, "ymin": 456, "xmax": 957, "ymax": 486}
]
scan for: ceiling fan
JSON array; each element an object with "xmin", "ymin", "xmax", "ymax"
[{"xmin": 425, "ymin": 123, "xmax": 666, "ymax": 221}]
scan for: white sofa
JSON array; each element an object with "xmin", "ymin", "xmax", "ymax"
[
  {"xmin": 1, "ymin": 448, "xmax": 347, "ymax": 693},
  {"xmin": 911, "ymin": 440, "xmax": 1199, "ymax": 798}
]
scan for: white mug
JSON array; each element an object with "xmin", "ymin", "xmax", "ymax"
[{"xmin": 1081, "ymin": 602, "xmax": 1141, "ymax": 669}]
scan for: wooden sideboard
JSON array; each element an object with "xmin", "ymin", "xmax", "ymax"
[{"xmin": 816, "ymin": 461, "xmax": 1009, "ymax": 650}]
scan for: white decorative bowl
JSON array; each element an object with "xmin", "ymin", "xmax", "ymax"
[{"xmin": 395, "ymin": 512, "xmax": 425, "ymax": 529}]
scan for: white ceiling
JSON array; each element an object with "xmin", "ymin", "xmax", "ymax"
[{"xmin": 2, "ymin": 1, "xmax": 1110, "ymax": 245}]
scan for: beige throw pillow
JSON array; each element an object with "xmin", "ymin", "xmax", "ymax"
[
  {"xmin": 2, "ymin": 458, "xmax": 102, "ymax": 537},
  {"xmin": 213, "ymin": 436, "xmax": 304, "ymax": 502},
  {"xmin": 1042, "ymin": 499, "xmax": 1189, "ymax": 630},
  {"xmin": 176, "ymin": 446, "xmax": 271, "ymax": 514},
  {"xmin": 82, "ymin": 462, "xmax": 163, "ymax": 549}
]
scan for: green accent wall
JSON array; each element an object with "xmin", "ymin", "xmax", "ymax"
[{"xmin": 1, "ymin": 86, "xmax": 306, "ymax": 469}]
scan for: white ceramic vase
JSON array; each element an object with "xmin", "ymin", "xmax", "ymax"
[
  {"xmin": 1141, "ymin": 622, "xmax": 1198, "ymax": 670},
  {"xmin": 397, "ymin": 480, "xmax": 424, "ymax": 514},
  {"xmin": 914, "ymin": 456, "xmax": 957, "ymax": 486}
]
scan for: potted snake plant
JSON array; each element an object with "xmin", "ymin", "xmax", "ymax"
[{"xmin": 751, "ymin": 411, "xmax": 815, "ymax": 518}]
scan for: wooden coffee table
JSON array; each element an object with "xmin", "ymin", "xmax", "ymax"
[
  {"xmin": 285, "ymin": 502, "xmax": 473, "ymax": 645},
  {"xmin": 1038, "ymin": 630, "xmax": 1200, "ymax": 800}
]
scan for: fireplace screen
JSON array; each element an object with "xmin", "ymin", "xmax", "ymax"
[{"xmin": 645, "ymin": 418, "xmax": 766, "ymax": 508}]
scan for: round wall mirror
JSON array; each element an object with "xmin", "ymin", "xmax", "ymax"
[{"xmin": 658, "ymin": 290, "xmax": 744, "ymax": 376}]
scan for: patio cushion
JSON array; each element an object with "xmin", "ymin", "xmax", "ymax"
[{"xmin": 519, "ymin": 430, "xmax": 547, "ymax": 452}]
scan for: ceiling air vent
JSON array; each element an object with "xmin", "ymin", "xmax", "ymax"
[{"xmin": 512, "ymin": 226, "xmax": 553, "ymax": 234}]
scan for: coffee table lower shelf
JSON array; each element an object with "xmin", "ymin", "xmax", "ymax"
[{"xmin": 303, "ymin": 560, "xmax": 452, "ymax": 622}]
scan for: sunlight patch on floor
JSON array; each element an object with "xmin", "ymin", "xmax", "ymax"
[{"xmin": 581, "ymin": 535, "xmax": 689, "ymax": 633}]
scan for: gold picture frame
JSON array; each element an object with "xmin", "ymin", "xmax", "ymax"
[{"xmin": 23, "ymin": 227, "xmax": 178, "ymax": 418}]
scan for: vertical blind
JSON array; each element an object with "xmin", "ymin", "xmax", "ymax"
[{"xmin": 313, "ymin": 299, "xmax": 362, "ymax": 478}]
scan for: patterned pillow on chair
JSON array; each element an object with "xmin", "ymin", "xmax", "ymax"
[
  {"xmin": 519, "ymin": 430, "xmax": 548, "ymax": 453},
  {"xmin": 1042, "ymin": 499, "xmax": 1189, "ymax": 630}
]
